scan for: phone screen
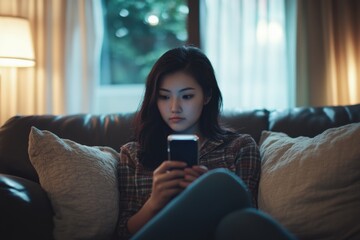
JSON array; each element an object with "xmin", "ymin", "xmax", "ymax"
[{"xmin": 167, "ymin": 134, "xmax": 199, "ymax": 166}]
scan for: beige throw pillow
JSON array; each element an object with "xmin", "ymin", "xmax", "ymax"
[
  {"xmin": 28, "ymin": 127, "xmax": 120, "ymax": 240},
  {"xmin": 258, "ymin": 123, "xmax": 360, "ymax": 240}
]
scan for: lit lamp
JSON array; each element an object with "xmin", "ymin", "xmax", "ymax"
[
  {"xmin": 0, "ymin": 16, "xmax": 35, "ymax": 126},
  {"xmin": 0, "ymin": 16, "xmax": 35, "ymax": 67}
]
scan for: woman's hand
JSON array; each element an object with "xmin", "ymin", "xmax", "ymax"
[
  {"xmin": 128, "ymin": 162, "xmax": 208, "ymax": 235},
  {"xmin": 180, "ymin": 165, "xmax": 208, "ymax": 188},
  {"xmin": 127, "ymin": 160, "xmax": 187, "ymax": 234},
  {"xmin": 147, "ymin": 160, "xmax": 187, "ymax": 213}
]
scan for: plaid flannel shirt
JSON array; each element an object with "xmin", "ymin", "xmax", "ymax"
[{"xmin": 117, "ymin": 133, "xmax": 260, "ymax": 239}]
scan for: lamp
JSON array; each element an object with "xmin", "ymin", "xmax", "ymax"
[
  {"xmin": 0, "ymin": 16, "xmax": 35, "ymax": 126},
  {"xmin": 0, "ymin": 16, "xmax": 35, "ymax": 67}
]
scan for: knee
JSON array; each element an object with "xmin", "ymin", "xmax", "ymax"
[
  {"xmin": 187, "ymin": 168, "xmax": 251, "ymax": 205},
  {"xmin": 215, "ymin": 208, "xmax": 296, "ymax": 240},
  {"xmin": 196, "ymin": 168, "xmax": 246, "ymax": 189}
]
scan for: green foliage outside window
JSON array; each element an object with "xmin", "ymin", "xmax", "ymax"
[{"xmin": 101, "ymin": 0, "xmax": 188, "ymax": 84}]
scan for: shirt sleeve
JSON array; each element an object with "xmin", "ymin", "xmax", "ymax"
[
  {"xmin": 235, "ymin": 135, "xmax": 261, "ymax": 208},
  {"xmin": 116, "ymin": 145, "xmax": 143, "ymax": 240}
]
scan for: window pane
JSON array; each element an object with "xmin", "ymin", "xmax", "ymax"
[{"xmin": 101, "ymin": 0, "xmax": 188, "ymax": 85}]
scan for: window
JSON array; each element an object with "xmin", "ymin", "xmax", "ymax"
[
  {"xmin": 101, "ymin": 0, "xmax": 189, "ymax": 85},
  {"xmin": 95, "ymin": 0, "xmax": 196, "ymax": 114}
]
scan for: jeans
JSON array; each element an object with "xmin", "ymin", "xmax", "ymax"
[{"xmin": 131, "ymin": 168, "xmax": 296, "ymax": 240}]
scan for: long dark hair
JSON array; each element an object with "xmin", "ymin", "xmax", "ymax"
[{"xmin": 134, "ymin": 46, "xmax": 226, "ymax": 169}]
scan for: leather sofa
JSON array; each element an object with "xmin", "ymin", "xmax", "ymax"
[{"xmin": 1, "ymin": 104, "xmax": 359, "ymax": 239}]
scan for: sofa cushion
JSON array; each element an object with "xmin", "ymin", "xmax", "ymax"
[
  {"xmin": 28, "ymin": 127, "xmax": 119, "ymax": 240},
  {"xmin": 258, "ymin": 123, "xmax": 360, "ymax": 240}
]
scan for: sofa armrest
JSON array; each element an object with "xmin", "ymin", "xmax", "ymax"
[{"xmin": 0, "ymin": 174, "xmax": 54, "ymax": 239}]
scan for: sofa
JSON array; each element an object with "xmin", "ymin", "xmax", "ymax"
[{"xmin": 0, "ymin": 104, "xmax": 359, "ymax": 240}]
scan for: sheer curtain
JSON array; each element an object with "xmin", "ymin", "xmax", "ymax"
[
  {"xmin": 297, "ymin": 0, "xmax": 360, "ymax": 106},
  {"xmin": 201, "ymin": 0, "xmax": 297, "ymax": 111},
  {"xmin": 64, "ymin": 0, "xmax": 103, "ymax": 114},
  {"xmin": 0, "ymin": 0, "xmax": 102, "ymax": 126}
]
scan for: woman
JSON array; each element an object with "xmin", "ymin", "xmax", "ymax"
[{"xmin": 117, "ymin": 46, "xmax": 294, "ymax": 240}]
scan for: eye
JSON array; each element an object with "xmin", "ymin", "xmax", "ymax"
[
  {"xmin": 182, "ymin": 94, "xmax": 194, "ymax": 100},
  {"xmin": 158, "ymin": 94, "xmax": 170, "ymax": 100}
]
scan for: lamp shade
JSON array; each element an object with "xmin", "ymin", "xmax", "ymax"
[{"xmin": 0, "ymin": 16, "xmax": 35, "ymax": 67}]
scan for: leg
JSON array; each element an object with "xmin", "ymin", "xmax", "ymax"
[
  {"xmin": 215, "ymin": 208, "xmax": 297, "ymax": 240},
  {"xmin": 131, "ymin": 168, "xmax": 252, "ymax": 240}
]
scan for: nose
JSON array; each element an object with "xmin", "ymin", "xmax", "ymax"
[{"xmin": 170, "ymin": 98, "xmax": 182, "ymax": 113}]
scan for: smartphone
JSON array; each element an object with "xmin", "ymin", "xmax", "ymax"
[{"xmin": 167, "ymin": 134, "xmax": 199, "ymax": 167}]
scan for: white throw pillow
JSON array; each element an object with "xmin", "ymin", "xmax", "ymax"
[
  {"xmin": 28, "ymin": 127, "xmax": 120, "ymax": 240},
  {"xmin": 258, "ymin": 123, "xmax": 360, "ymax": 240}
]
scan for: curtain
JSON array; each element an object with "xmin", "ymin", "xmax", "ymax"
[
  {"xmin": 64, "ymin": 0, "xmax": 103, "ymax": 114},
  {"xmin": 297, "ymin": 0, "xmax": 360, "ymax": 106},
  {"xmin": 0, "ymin": 0, "xmax": 102, "ymax": 126},
  {"xmin": 201, "ymin": 0, "xmax": 297, "ymax": 111}
]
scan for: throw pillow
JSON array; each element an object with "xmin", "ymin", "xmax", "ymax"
[
  {"xmin": 28, "ymin": 127, "xmax": 120, "ymax": 240},
  {"xmin": 258, "ymin": 123, "xmax": 360, "ymax": 240}
]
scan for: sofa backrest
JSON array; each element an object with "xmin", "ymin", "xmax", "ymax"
[{"xmin": 0, "ymin": 104, "xmax": 359, "ymax": 182}]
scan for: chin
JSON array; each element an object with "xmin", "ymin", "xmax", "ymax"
[
  {"xmin": 171, "ymin": 128, "xmax": 186, "ymax": 133},
  {"xmin": 169, "ymin": 126, "xmax": 188, "ymax": 133}
]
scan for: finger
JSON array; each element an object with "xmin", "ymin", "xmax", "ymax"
[
  {"xmin": 154, "ymin": 178, "xmax": 186, "ymax": 192},
  {"xmin": 154, "ymin": 161, "xmax": 187, "ymax": 174},
  {"xmin": 182, "ymin": 166, "xmax": 208, "ymax": 183},
  {"xmin": 184, "ymin": 168, "xmax": 200, "ymax": 178},
  {"xmin": 153, "ymin": 171, "xmax": 185, "ymax": 189},
  {"xmin": 154, "ymin": 169, "xmax": 186, "ymax": 183},
  {"xmin": 192, "ymin": 165, "xmax": 208, "ymax": 174},
  {"xmin": 183, "ymin": 174, "xmax": 197, "ymax": 182},
  {"xmin": 178, "ymin": 180, "xmax": 192, "ymax": 188},
  {"xmin": 163, "ymin": 169, "xmax": 186, "ymax": 180}
]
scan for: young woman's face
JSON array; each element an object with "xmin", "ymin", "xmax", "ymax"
[{"xmin": 157, "ymin": 71, "xmax": 208, "ymax": 135}]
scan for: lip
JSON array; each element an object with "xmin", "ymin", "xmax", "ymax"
[{"xmin": 169, "ymin": 117, "xmax": 184, "ymax": 122}]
